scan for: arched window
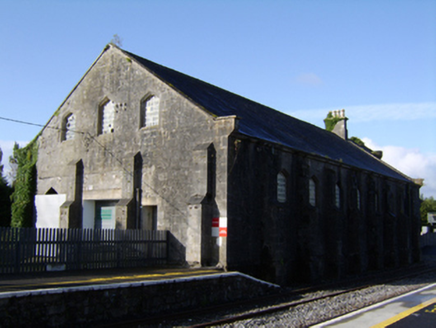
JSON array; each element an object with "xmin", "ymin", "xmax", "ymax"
[
  {"xmin": 63, "ymin": 113, "xmax": 76, "ymax": 141},
  {"xmin": 356, "ymin": 189, "xmax": 361, "ymax": 210},
  {"xmin": 335, "ymin": 183, "xmax": 341, "ymax": 208},
  {"xmin": 387, "ymin": 188, "xmax": 395, "ymax": 213},
  {"xmin": 141, "ymin": 96, "xmax": 160, "ymax": 128},
  {"xmin": 277, "ymin": 172, "xmax": 286, "ymax": 203},
  {"xmin": 309, "ymin": 178, "xmax": 316, "ymax": 206},
  {"xmin": 374, "ymin": 192, "xmax": 379, "ymax": 212},
  {"xmin": 98, "ymin": 99, "xmax": 115, "ymax": 135}
]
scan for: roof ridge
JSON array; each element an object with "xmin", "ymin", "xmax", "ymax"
[
  {"xmin": 120, "ymin": 48, "xmax": 298, "ymax": 120},
  {"xmin": 104, "ymin": 45, "xmax": 415, "ymax": 184}
]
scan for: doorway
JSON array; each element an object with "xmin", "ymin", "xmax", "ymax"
[
  {"xmin": 142, "ymin": 206, "xmax": 157, "ymax": 230},
  {"xmin": 95, "ymin": 201, "xmax": 117, "ymax": 229}
]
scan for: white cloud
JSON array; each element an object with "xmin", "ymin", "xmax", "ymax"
[
  {"xmin": 293, "ymin": 73, "xmax": 323, "ymax": 86},
  {"xmin": 0, "ymin": 140, "xmax": 17, "ymax": 164},
  {"xmin": 346, "ymin": 102, "xmax": 436, "ymax": 122},
  {"xmin": 289, "ymin": 102, "xmax": 436, "ymax": 123},
  {"xmin": 362, "ymin": 137, "xmax": 436, "ymax": 198}
]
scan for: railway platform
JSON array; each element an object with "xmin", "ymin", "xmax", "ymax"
[
  {"xmin": 313, "ymin": 282, "xmax": 436, "ymax": 328},
  {"xmin": 0, "ymin": 266, "xmax": 223, "ymax": 294},
  {"xmin": 0, "ymin": 266, "xmax": 280, "ymax": 327}
]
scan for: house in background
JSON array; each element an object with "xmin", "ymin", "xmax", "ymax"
[{"xmin": 35, "ymin": 44, "xmax": 421, "ymax": 285}]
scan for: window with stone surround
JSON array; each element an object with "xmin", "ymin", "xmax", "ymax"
[
  {"xmin": 374, "ymin": 192, "xmax": 379, "ymax": 212},
  {"xmin": 309, "ymin": 178, "xmax": 317, "ymax": 206},
  {"xmin": 141, "ymin": 96, "xmax": 160, "ymax": 128},
  {"xmin": 63, "ymin": 113, "xmax": 76, "ymax": 141},
  {"xmin": 335, "ymin": 183, "xmax": 341, "ymax": 208},
  {"xmin": 277, "ymin": 172, "xmax": 287, "ymax": 203},
  {"xmin": 356, "ymin": 188, "xmax": 361, "ymax": 210},
  {"xmin": 98, "ymin": 99, "xmax": 115, "ymax": 135}
]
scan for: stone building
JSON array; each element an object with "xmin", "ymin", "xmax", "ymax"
[{"xmin": 35, "ymin": 44, "xmax": 421, "ymax": 284}]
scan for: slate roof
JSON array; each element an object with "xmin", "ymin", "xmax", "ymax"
[{"xmin": 122, "ymin": 47, "xmax": 411, "ymax": 183}]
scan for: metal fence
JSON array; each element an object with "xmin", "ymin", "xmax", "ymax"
[
  {"xmin": 420, "ymin": 232, "xmax": 436, "ymax": 248},
  {"xmin": 0, "ymin": 227, "xmax": 168, "ymax": 274}
]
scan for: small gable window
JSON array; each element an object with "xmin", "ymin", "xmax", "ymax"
[
  {"xmin": 141, "ymin": 96, "xmax": 160, "ymax": 128},
  {"xmin": 63, "ymin": 113, "xmax": 76, "ymax": 141},
  {"xmin": 277, "ymin": 172, "xmax": 286, "ymax": 203},
  {"xmin": 309, "ymin": 178, "xmax": 316, "ymax": 206},
  {"xmin": 99, "ymin": 99, "xmax": 115, "ymax": 135}
]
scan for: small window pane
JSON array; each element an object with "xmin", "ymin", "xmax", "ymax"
[
  {"xmin": 143, "ymin": 96, "xmax": 160, "ymax": 127},
  {"xmin": 101, "ymin": 100, "xmax": 115, "ymax": 134},
  {"xmin": 335, "ymin": 184, "xmax": 341, "ymax": 208},
  {"xmin": 277, "ymin": 172, "xmax": 286, "ymax": 203},
  {"xmin": 309, "ymin": 179, "xmax": 316, "ymax": 206},
  {"xmin": 64, "ymin": 113, "xmax": 75, "ymax": 141}
]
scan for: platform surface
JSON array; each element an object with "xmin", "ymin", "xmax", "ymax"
[
  {"xmin": 0, "ymin": 267, "xmax": 223, "ymax": 295},
  {"xmin": 313, "ymin": 283, "xmax": 436, "ymax": 328}
]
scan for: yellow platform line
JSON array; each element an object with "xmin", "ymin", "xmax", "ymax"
[
  {"xmin": 1, "ymin": 269, "xmax": 221, "ymax": 290},
  {"xmin": 371, "ymin": 296, "xmax": 436, "ymax": 328}
]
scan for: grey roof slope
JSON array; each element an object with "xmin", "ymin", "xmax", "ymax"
[{"xmin": 123, "ymin": 48, "xmax": 411, "ymax": 183}]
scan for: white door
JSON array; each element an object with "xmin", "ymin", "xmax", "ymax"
[{"xmin": 95, "ymin": 202, "xmax": 116, "ymax": 229}]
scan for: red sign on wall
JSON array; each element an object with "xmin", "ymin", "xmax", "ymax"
[
  {"xmin": 212, "ymin": 217, "xmax": 220, "ymax": 237},
  {"xmin": 212, "ymin": 217, "xmax": 227, "ymax": 238},
  {"xmin": 219, "ymin": 227, "xmax": 227, "ymax": 237}
]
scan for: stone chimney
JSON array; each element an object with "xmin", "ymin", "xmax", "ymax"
[
  {"xmin": 324, "ymin": 109, "xmax": 348, "ymax": 140},
  {"xmin": 413, "ymin": 178, "xmax": 424, "ymax": 186}
]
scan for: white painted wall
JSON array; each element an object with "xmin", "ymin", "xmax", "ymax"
[
  {"xmin": 35, "ymin": 194, "xmax": 67, "ymax": 228},
  {"xmin": 83, "ymin": 200, "xmax": 95, "ymax": 229}
]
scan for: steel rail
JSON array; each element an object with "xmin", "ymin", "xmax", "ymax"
[
  {"xmin": 97, "ymin": 263, "xmax": 434, "ymax": 328},
  {"xmin": 188, "ymin": 265, "xmax": 436, "ymax": 328}
]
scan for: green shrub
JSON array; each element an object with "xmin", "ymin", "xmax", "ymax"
[{"xmin": 10, "ymin": 141, "xmax": 38, "ymax": 227}]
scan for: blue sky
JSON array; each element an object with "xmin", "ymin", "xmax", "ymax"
[{"xmin": 1, "ymin": 0, "xmax": 435, "ymax": 197}]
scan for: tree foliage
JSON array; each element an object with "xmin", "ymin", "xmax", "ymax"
[
  {"xmin": 421, "ymin": 196, "xmax": 436, "ymax": 226},
  {"xmin": 0, "ymin": 148, "xmax": 12, "ymax": 226},
  {"xmin": 111, "ymin": 34, "xmax": 123, "ymax": 47},
  {"xmin": 10, "ymin": 141, "xmax": 38, "ymax": 227},
  {"xmin": 350, "ymin": 136, "xmax": 365, "ymax": 147}
]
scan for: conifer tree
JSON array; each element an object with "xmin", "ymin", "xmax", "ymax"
[{"xmin": 10, "ymin": 142, "xmax": 38, "ymax": 227}]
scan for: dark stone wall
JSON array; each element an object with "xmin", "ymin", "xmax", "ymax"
[
  {"xmin": 0, "ymin": 274, "xmax": 280, "ymax": 328},
  {"xmin": 227, "ymin": 135, "xmax": 421, "ymax": 285},
  {"xmin": 227, "ymin": 137, "xmax": 297, "ymax": 285}
]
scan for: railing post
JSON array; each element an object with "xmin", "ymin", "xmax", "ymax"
[
  {"xmin": 116, "ymin": 229, "xmax": 121, "ymax": 269},
  {"xmin": 166, "ymin": 230, "xmax": 170, "ymax": 264},
  {"xmin": 15, "ymin": 228, "xmax": 21, "ymax": 274},
  {"xmin": 77, "ymin": 229, "xmax": 82, "ymax": 270}
]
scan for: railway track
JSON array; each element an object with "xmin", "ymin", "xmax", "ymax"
[{"xmin": 98, "ymin": 263, "xmax": 436, "ymax": 327}]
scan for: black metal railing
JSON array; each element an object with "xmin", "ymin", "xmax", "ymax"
[
  {"xmin": 0, "ymin": 227, "xmax": 168, "ymax": 274},
  {"xmin": 420, "ymin": 232, "xmax": 436, "ymax": 248}
]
